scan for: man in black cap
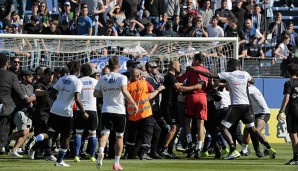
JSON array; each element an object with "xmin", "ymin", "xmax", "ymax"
[
  {"xmin": 23, "ymin": 15, "xmax": 41, "ymax": 34},
  {"xmin": 0, "ymin": 53, "xmax": 33, "ymax": 154},
  {"xmin": 8, "ymin": 69, "xmax": 36, "ymax": 158},
  {"xmin": 25, "ymin": 67, "xmax": 57, "ymax": 161},
  {"xmin": 122, "ymin": 60, "xmax": 140, "ymax": 81}
]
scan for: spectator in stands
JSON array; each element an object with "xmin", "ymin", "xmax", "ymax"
[
  {"xmin": 157, "ymin": 12, "xmax": 169, "ymax": 36},
  {"xmin": 24, "ymin": 2, "xmax": 40, "ymax": 25},
  {"xmin": 124, "ymin": 18, "xmax": 144, "ymax": 36},
  {"xmin": 41, "ymin": 19, "xmax": 61, "ymax": 53},
  {"xmin": 231, "ymin": 0, "xmax": 246, "ymax": 30},
  {"xmin": 172, "ymin": 15, "xmax": 183, "ymax": 36},
  {"xmin": 160, "ymin": 0, "xmax": 180, "ymax": 18},
  {"xmin": 58, "ymin": 0, "xmax": 77, "ymax": 14},
  {"xmin": 275, "ymin": 34, "xmax": 291, "ymax": 60},
  {"xmin": 144, "ymin": 0, "xmax": 161, "ymax": 24},
  {"xmin": 23, "ymin": 15, "xmax": 41, "ymax": 34},
  {"xmin": 122, "ymin": 0, "xmax": 141, "ymax": 19},
  {"xmin": 269, "ymin": 12, "xmax": 286, "ymax": 50},
  {"xmin": 7, "ymin": 69, "xmax": 36, "ymax": 158},
  {"xmin": 239, "ymin": 34, "xmax": 265, "ymax": 59},
  {"xmin": 282, "ymin": 22, "xmax": 298, "ymax": 54},
  {"xmin": 9, "ymin": 11, "xmax": 23, "ymax": 34},
  {"xmin": 188, "ymin": 19, "xmax": 208, "ymax": 37},
  {"xmin": 250, "ymin": 4, "xmax": 265, "ymax": 34},
  {"xmin": 282, "ymin": 0, "xmax": 295, "ymax": 8},
  {"xmin": 224, "ymin": 17, "xmax": 246, "ymax": 45},
  {"xmin": 109, "ymin": 5, "xmax": 126, "ymax": 32},
  {"xmin": 263, "ymin": 0, "xmax": 273, "ymax": 31},
  {"xmin": 215, "ymin": 0, "xmax": 234, "ymax": 28},
  {"xmin": 38, "ymin": 2, "xmax": 50, "ymax": 28},
  {"xmin": 200, "ymin": 0, "xmax": 213, "ymax": 27},
  {"xmin": 77, "ymin": 6, "xmax": 92, "ymax": 36},
  {"xmin": 206, "ymin": 16, "xmax": 224, "ymax": 38},
  {"xmin": 242, "ymin": 18, "xmax": 264, "ymax": 44},
  {"xmin": 243, "ymin": 0, "xmax": 256, "ymax": 12},
  {"xmin": 0, "ymin": 54, "xmax": 32, "ymax": 155},
  {"xmin": 58, "ymin": 2, "xmax": 74, "ymax": 27},
  {"xmin": 144, "ymin": 22, "xmax": 156, "ymax": 37},
  {"xmin": 59, "ymin": 20, "xmax": 74, "ymax": 35},
  {"xmin": 162, "ymin": 20, "xmax": 178, "ymax": 37},
  {"xmin": 13, "ymin": 0, "xmax": 26, "ymax": 19},
  {"xmin": 88, "ymin": 0, "xmax": 106, "ymax": 36}
]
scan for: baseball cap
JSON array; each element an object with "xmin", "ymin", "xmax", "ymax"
[
  {"xmin": 31, "ymin": 15, "xmax": 39, "ymax": 22},
  {"xmin": 20, "ymin": 69, "xmax": 35, "ymax": 76},
  {"xmin": 146, "ymin": 61, "xmax": 158, "ymax": 68},
  {"xmin": 44, "ymin": 68, "xmax": 55, "ymax": 75},
  {"xmin": 64, "ymin": 1, "xmax": 71, "ymax": 6},
  {"xmin": 126, "ymin": 60, "xmax": 140, "ymax": 68}
]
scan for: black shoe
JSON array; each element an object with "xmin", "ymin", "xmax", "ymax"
[
  {"xmin": 169, "ymin": 152, "xmax": 180, "ymax": 159},
  {"xmin": 186, "ymin": 143, "xmax": 194, "ymax": 158},
  {"xmin": 285, "ymin": 159, "xmax": 298, "ymax": 165},
  {"xmin": 149, "ymin": 152, "xmax": 163, "ymax": 159},
  {"xmin": 194, "ymin": 149, "xmax": 202, "ymax": 159},
  {"xmin": 140, "ymin": 153, "xmax": 152, "ymax": 160},
  {"xmin": 256, "ymin": 151, "xmax": 265, "ymax": 158},
  {"xmin": 263, "ymin": 149, "xmax": 269, "ymax": 157}
]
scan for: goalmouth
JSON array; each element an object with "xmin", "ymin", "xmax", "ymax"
[{"xmin": 0, "ymin": 34, "xmax": 238, "ymax": 74}]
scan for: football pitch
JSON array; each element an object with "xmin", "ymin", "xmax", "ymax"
[{"xmin": 0, "ymin": 143, "xmax": 296, "ymax": 171}]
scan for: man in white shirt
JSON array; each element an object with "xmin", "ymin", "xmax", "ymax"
[
  {"xmin": 73, "ymin": 64, "xmax": 99, "ymax": 162},
  {"xmin": 187, "ymin": 59, "xmax": 276, "ymax": 160},
  {"xmin": 94, "ymin": 56, "xmax": 138, "ymax": 171},
  {"xmin": 28, "ymin": 61, "xmax": 88, "ymax": 167},
  {"xmin": 206, "ymin": 16, "xmax": 224, "ymax": 38}
]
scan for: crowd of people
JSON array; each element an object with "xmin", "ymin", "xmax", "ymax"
[
  {"xmin": 0, "ymin": 0, "xmax": 298, "ymax": 170},
  {"xmin": 0, "ymin": 0, "xmax": 297, "ymax": 77}
]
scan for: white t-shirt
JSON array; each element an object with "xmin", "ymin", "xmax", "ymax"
[
  {"xmin": 206, "ymin": 24, "xmax": 224, "ymax": 37},
  {"xmin": 215, "ymin": 88, "xmax": 231, "ymax": 110},
  {"xmin": 218, "ymin": 70, "xmax": 251, "ymax": 105},
  {"xmin": 248, "ymin": 85, "xmax": 270, "ymax": 114},
  {"xmin": 79, "ymin": 76, "xmax": 98, "ymax": 112},
  {"xmin": 276, "ymin": 43, "xmax": 289, "ymax": 59},
  {"xmin": 51, "ymin": 75, "xmax": 83, "ymax": 117},
  {"xmin": 95, "ymin": 72, "xmax": 127, "ymax": 115}
]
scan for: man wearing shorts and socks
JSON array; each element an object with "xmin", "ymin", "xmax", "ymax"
[
  {"xmin": 94, "ymin": 56, "xmax": 138, "ymax": 170},
  {"xmin": 241, "ymin": 79, "xmax": 271, "ymax": 158},
  {"xmin": 73, "ymin": 64, "xmax": 98, "ymax": 162},
  {"xmin": 28, "ymin": 61, "xmax": 88, "ymax": 167},
  {"xmin": 178, "ymin": 53, "xmax": 210, "ymax": 158},
  {"xmin": 277, "ymin": 63, "xmax": 298, "ymax": 165},
  {"xmin": 188, "ymin": 59, "xmax": 276, "ymax": 160}
]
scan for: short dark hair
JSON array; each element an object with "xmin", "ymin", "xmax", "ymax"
[
  {"xmin": 67, "ymin": 61, "xmax": 81, "ymax": 74},
  {"xmin": 227, "ymin": 59, "xmax": 240, "ymax": 68},
  {"xmin": 287, "ymin": 63, "xmax": 298, "ymax": 76},
  {"xmin": 0, "ymin": 53, "xmax": 8, "ymax": 67},
  {"xmin": 194, "ymin": 53, "xmax": 205, "ymax": 63},
  {"xmin": 80, "ymin": 64, "xmax": 92, "ymax": 76},
  {"xmin": 108, "ymin": 56, "xmax": 120, "ymax": 70}
]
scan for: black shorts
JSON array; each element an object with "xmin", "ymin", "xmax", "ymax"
[
  {"xmin": 101, "ymin": 113, "xmax": 126, "ymax": 134},
  {"xmin": 221, "ymin": 105, "xmax": 254, "ymax": 128},
  {"xmin": 255, "ymin": 113, "xmax": 270, "ymax": 123},
  {"xmin": 48, "ymin": 113, "xmax": 73, "ymax": 138},
  {"xmin": 286, "ymin": 106, "xmax": 298, "ymax": 133},
  {"xmin": 162, "ymin": 103, "xmax": 178, "ymax": 125},
  {"xmin": 75, "ymin": 110, "xmax": 98, "ymax": 131}
]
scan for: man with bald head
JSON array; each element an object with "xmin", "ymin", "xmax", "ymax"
[{"xmin": 125, "ymin": 68, "xmax": 165, "ymax": 160}]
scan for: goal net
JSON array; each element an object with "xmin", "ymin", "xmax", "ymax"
[{"xmin": 0, "ymin": 34, "xmax": 238, "ymax": 74}]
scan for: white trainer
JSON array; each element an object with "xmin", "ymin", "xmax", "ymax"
[
  {"xmin": 55, "ymin": 161, "xmax": 70, "ymax": 167},
  {"xmin": 46, "ymin": 155, "xmax": 57, "ymax": 161},
  {"xmin": 28, "ymin": 149, "xmax": 35, "ymax": 160},
  {"xmin": 8, "ymin": 151, "xmax": 23, "ymax": 158},
  {"xmin": 96, "ymin": 153, "xmax": 104, "ymax": 169},
  {"xmin": 225, "ymin": 150, "xmax": 241, "ymax": 160}
]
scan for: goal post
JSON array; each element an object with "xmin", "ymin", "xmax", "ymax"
[{"xmin": 0, "ymin": 34, "xmax": 238, "ymax": 74}]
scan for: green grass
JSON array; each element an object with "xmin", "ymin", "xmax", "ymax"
[{"xmin": 0, "ymin": 143, "xmax": 297, "ymax": 171}]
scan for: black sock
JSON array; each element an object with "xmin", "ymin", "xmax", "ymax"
[
  {"xmin": 229, "ymin": 144, "xmax": 236, "ymax": 152},
  {"xmin": 263, "ymin": 142, "xmax": 271, "ymax": 149},
  {"xmin": 294, "ymin": 153, "xmax": 298, "ymax": 161}
]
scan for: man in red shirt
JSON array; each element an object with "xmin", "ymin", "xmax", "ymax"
[{"xmin": 179, "ymin": 53, "xmax": 210, "ymax": 158}]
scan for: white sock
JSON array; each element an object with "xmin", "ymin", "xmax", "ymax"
[
  {"xmin": 186, "ymin": 134, "xmax": 192, "ymax": 144},
  {"xmin": 197, "ymin": 141, "xmax": 202, "ymax": 150},
  {"xmin": 114, "ymin": 156, "xmax": 120, "ymax": 165},
  {"xmin": 242, "ymin": 144, "xmax": 248, "ymax": 153},
  {"xmin": 99, "ymin": 147, "xmax": 104, "ymax": 154},
  {"xmin": 35, "ymin": 134, "xmax": 44, "ymax": 142}
]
